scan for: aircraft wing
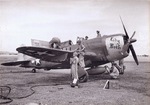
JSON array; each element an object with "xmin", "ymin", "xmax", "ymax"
[
  {"xmin": 16, "ymin": 46, "xmax": 73, "ymax": 62},
  {"xmin": 1, "ymin": 60, "xmax": 30, "ymax": 66}
]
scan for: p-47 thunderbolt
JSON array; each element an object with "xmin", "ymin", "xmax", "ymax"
[{"xmin": 1, "ymin": 19, "xmax": 139, "ymax": 82}]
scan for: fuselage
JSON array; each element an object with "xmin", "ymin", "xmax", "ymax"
[{"xmin": 62, "ymin": 34, "xmax": 129, "ymax": 67}]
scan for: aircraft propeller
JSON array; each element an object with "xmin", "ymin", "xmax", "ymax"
[{"xmin": 120, "ymin": 17, "xmax": 139, "ymax": 65}]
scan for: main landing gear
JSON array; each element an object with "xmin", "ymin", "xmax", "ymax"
[
  {"xmin": 110, "ymin": 61, "xmax": 125, "ymax": 75},
  {"xmin": 79, "ymin": 70, "xmax": 89, "ymax": 83},
  {"xmin": 31, "ymin": 68, "xmax": 36, "ymax": 73}
]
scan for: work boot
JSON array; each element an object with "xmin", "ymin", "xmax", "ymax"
[
  {"xmin": 70, "ymin": 83, "xmax": 75, "ymax": 88},
  {"xmin": 71, "ymin": 79, "xmax": 79, "ymax": 88}
]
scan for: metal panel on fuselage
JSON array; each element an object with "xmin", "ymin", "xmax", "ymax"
[
  {"xmin": 21, "ymin": 60, "xmax": 62, "ymax": 69},
  {"xmin": 105, "ymin": 35, "xmax": 125, "ymax": 61},
  {"xmin": 83, "ymin": 37, "xmax": 108, "ymax": 61},
  {"xmin": 61, "ymin": 37, "xmax": 109, "ymax": 67},
  {"xmin": 62, "ymin": 37, "xmax": 108, "ymax": 61}
]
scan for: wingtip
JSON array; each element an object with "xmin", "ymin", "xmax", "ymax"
[{"xmin": 16, "ymin": 46, "xmax": 25, "ymax": 52}]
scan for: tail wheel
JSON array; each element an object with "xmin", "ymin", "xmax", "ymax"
[
  {"xmin": 79, "ymin": 71, "xmax": 89, "ymax": 83},
  {"xmin": 32, "ymin": 69, "xmax": 36, "ymax": 73}
]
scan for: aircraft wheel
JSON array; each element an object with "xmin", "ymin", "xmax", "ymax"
[
  {"xmin": 32, "ymin": 69, "xmax": 36, "ymax": 73},
  {"xmin": 79, "ymin": 71, "xmax": 89, "ymax": 83}
]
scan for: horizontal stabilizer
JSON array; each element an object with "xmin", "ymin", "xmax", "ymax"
[{"xmin": 1, "ymin": 60, "xmax": 30, "ymax": 66}]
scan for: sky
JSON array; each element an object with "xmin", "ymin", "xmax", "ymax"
[{"xmin": 0, "ymin": 0, "xmax": 150, "ymax": 55}]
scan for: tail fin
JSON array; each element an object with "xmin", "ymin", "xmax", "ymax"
[
  {"xmin": 17, "ymin": 53, "xmax": 25, "ymax": 61},
  {"xmin": 17, "ymin": 44, "xmax": 33, "ymax": 61},
  {"xmin": 17, "ymin": 52, "xmax": 33, "ymax": 61}
]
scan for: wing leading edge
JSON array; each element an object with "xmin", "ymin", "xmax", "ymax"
[{"xmin": 16, "ymin": 46, "xmax": 73, "ymax": 62}]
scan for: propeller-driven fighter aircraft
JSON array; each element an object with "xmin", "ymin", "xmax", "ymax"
[{"xmin": 1, "ymin": 18, "xmax": 139, "ymax": 82}]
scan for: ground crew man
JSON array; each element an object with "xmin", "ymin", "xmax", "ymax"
[
  {"xmin": 85, "ymin": 36, "xmax": 88, "ymax": 40},
  {"xmin": 96, "ymin": 30, "xmax": 101, "ymax": 37},
  {"xmin": 76, "ymin": 38, "xmax": 85, "ymax": 68},
  {"xmin": 70, "ymin": 52, "xmax": 79, "ymax": 87},
  {"xmin": 110, "ymin": 62, "xmax": 119, "ymax": 79}
]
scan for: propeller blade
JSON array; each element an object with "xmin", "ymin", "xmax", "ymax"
[
  {"xmin": 130, "ymin": 31, "xmax": 136, "ymax": 40},
  {"xmin": 127, "ymin": 47, "xmax": 130, "ymax": 53},
  {"xmin": 120, "ymin": 16, "xmax": 129, "ymax": 39},
  {"xmin": 129, "ymin": 45, "xmax": 139, "ymax": 65}
]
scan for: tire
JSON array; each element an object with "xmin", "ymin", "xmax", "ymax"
[
  {"xmin": 32, "ymin": 69, "xmax": 36, "ymax": 73},
  {"xmin": 79, "ymin": 71, "xmax": 89, "ymax": 83}
]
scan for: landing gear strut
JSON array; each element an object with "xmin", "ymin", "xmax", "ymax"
[
  {"xmin": 32, "ymin": 68, "xmax": 36, "ymax": 73},
  {"xmin": 119, "ymin": 66, "xmax": 125, "ymax": 74},
  {"xmin": 111, "ymin": 61, "xmax": 125, "ymax": 75},
  {"xmin": 118, "ymin": 59, "xmax": 125, "ymax": 74}
]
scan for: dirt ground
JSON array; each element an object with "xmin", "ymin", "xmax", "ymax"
[{"xmin": 0, "ymin": 55, "xmax": 150, "ymax": 105}]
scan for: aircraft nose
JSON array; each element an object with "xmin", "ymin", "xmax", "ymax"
[{"xmin": 130, "ymin": 39, "xmax": 137, "ymax": 43}]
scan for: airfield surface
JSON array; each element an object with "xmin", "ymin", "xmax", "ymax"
[{"xmin": 0, "ymin": 55, "xmax": 150, "ymax": 105}]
